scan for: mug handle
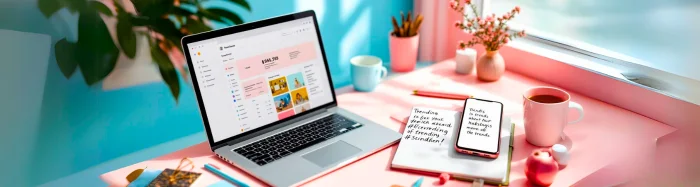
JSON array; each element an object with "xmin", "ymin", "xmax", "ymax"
[
  {"xmin": 379, "ymin": 66, "xmax": 388, "ymax": 79},
  {"xmin": 568, "ymin": 101, "xmax": 584, "ymax": 124}
]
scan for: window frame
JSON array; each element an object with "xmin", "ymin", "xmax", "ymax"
[{"xmin": 469, "ymin": 0, "xmax": 700, "ymax": 106}]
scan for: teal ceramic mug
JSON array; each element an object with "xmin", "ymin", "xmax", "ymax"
[{"xmin": 351, "ymin": 55, "xmax": 387, "ymax": 92}]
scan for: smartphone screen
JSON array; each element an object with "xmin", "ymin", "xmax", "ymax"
[{"xmin": 456, "ymin": 98, "xmax": 503, "ymax": 154}]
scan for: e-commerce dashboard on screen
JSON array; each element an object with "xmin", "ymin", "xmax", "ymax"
[{"xmin": 187, "ymin": 17, "xmax": 334, "ymax": 142}]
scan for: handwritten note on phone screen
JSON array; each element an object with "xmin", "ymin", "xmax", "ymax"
[
  {"xmin": 456, "ymin": 99, "xmax": 501, "ymax": 153},
  {"xmin": 403, "ymin": 108, "xmax": 455, "ymax": 145}
]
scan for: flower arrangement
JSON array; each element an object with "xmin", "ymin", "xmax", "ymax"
[{"xmin": 450, "ymin": 0, "xmax": 526, "ymax": 52}]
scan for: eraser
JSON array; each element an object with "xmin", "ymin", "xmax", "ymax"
[
  {"xmin": 551, "ymin": 144, "xmax": 570, "ymax": 165},
  {"xmin": 438, "ymin": 173, "xmax": 451, "ymax": 185}
]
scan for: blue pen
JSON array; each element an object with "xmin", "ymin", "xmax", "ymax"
[
  {"xmin": 411, "ymin": 177, "xmax": 423, "ymax": 187},
  {"xmin": 204, "ymin": 163, "xmax": 250, "ymax": 187}
]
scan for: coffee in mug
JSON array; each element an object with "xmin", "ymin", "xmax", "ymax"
[
  {"xmin": 523, "ymin": 87, "xmax": 584, "ymax": 147},
  {"xmin": 528, "ymin": 95, "xmax": 566, "ymax": 104}
]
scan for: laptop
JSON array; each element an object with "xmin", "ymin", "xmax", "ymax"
[{"xmin": 181, "ymin": 10, "xmax": 401, "ymax": 186}]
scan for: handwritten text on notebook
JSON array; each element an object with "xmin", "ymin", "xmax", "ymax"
[{"xmin": 404, "ymin": 108, "xmax": 453, "ymax": 145}]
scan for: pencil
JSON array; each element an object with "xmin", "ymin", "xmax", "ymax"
[{"xmin": 412, "ymin": 90, "xmax": 472, "ymax": 100}]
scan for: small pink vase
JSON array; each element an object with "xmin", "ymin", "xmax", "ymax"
[
  {"xmin": 389, "ymin": 33, "xmax": 419, "ymax": 72},
  {"xmin": 476, "ymin": 50, "xmax": 505, "ymax": 81}
]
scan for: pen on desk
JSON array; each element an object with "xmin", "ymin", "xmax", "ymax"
[
  {"xmin": 411, "ymin": 177, "xmax": 423, "ymax": 187},
  {"xmin": 413, "ymin": 89, "xmax": 472, "ymax": 100},
  {"xmin": 204, "ymin": 163, "xmax": 250, "ymax": 187}
]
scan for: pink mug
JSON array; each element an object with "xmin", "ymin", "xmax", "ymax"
[{"xmin": 523, "ymin": 87, "xmax": 584, "ymax": 147}]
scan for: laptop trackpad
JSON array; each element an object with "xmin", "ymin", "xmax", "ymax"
[{"xmin": 302, "ymin": 141, "xmax": 360, "ymax": 167}]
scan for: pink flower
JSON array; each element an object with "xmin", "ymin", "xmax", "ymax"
[
  {"xmin": 464, "ymin": 0, "xmax": 471, "ymax": 4},
  {"xmin": 515, "ymin": 6, "xmax": 521, "ymax": 13},
  {"xmin": 504, "ymin": 12, "xmax": 511, "ymax": 19},
  {"xmin": 450, "ymin": 0, "xmax": 458, "ymax": 9},
  {"xmin": 485, "ymin": 16, "xmax": 493, "ymax": 22},
  {"xmin": 454, "ymin": 20, "xmax": 462, "ymax": 27},
  {"xmin": 478, "ymin": 20, "xmax": 485, "ymax": 25},
  {"xmin": 467, "ymin": 22, "xmax": 472, "ymax": 27},
  {"xmin": 504, "ymin": 38, "xmax": 509, "ymax": 43}
]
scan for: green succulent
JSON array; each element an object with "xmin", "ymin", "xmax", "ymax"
[{"xmin": 38, "ymin": 0, "xmax": 251, "ymax": 102}]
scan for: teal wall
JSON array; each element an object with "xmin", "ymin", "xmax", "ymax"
[{"xmin": 0, "ymin": 0, "xmax": 412, "ymax": 186}]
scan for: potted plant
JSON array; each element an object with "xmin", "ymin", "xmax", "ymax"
[
  {"xmin": 38, "ymin": 0, "xmax": 250, "ymax": 101},
  {"xmin": 390, "ymin": 11, "xmax": 423, "ymax": 72},
  {"xmin": 450, "ymin": 0, "xmax": 525, "ymax": 81}
]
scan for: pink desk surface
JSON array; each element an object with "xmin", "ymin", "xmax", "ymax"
[{"xmin": 101, "ymin": 60, "xmax": 675, "ymax": 187}]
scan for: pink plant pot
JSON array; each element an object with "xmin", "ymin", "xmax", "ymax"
[
  {"xmin": 476, "ymin": 50, "xmax": 505, "ymax": 81},
  {"xmin": 389, "ymin": 33, "xmax": 419, "ymax": 72}
]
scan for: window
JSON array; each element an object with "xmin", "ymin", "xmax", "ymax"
[{"xmin": 488, "ymin": 0, "xmax": 700, "ymax": 104}]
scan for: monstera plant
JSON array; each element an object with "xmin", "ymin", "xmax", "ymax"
[{"xmin": 38, "ymin": 0, "xmax": 251, "ymax": 101}]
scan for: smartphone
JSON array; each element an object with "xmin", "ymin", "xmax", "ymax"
[{"xmin": 454, "ymin": 98, "xmax": 504, "ymax": 159}]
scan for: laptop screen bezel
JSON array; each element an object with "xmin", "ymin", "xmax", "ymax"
[{"xmin": 181, "ymin": 10, "xmax": 338, "ymax": 150}]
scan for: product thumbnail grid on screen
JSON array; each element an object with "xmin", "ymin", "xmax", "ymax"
[{"xmin": 237, "ymin": 42, "xmax": 317, "ymax": 121}]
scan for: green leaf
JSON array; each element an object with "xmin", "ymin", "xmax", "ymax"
[
  {"xmin": 76, "ymin": 11, "xmax": 120, "ymax": 85},
  {"xmin": 160, "ymin": 66, "xmax": 181, "ymax": 102},
  {"xmin": 207, "ymin": 8, "xmax": 244, "ymax": 25},
  {"xmin": 224, "ymin": 0, "xmax": 251, "ymax": 11},
  {"xmin": 160, "ymin": 63, "xmax": 181, "ymax": 102},
  {"xmin": 130, "ymin": 16, "xmax": 149, "ymax": 26},
  {"xmin": 117, "ymin": 15, "xmax": 137, "ymax": 58},
  {"xmin": 38, "ymin": 0, "xmax": 62, "ymax": 17},
  {"xmin": 169, "ymin": 6, "xmax": 195, "ymax": 17},
  {"xmin": 197, "ymin": 9, "xmax": 223, "ymax": 22},
  {"xmin": 184, "ymin": 17, "xmax": 212, "ymax": 34},
  {"xmin": 90, "ymin": 1, "xmax": 113, "ymax": 16},
  {"xmin": 150, "ymin": 42, "xmax": 170, "ymax": 67},
  {"xmin": 54, "ymin": 38, "xmax": 79, "ymax": 78},
  {"xmin": 149, "ymin": 18, "xmax": 184, "ymax": 49},
  {"xmin": 151, "ymin": 44, "xmax": 180, "ymax": 101},
  {"xmin": 130, "ymin": 0, "xmax": 172, "ymax": 17}
]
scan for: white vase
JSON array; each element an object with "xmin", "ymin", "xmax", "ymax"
[
  {"xmin": 455, "ymin": 48, "xmax": 476, "ymax": 74},
  {"xmin": 101, "ymin": 8, "xmax": 163, "ymax": 91},
  {"xmin": 101, "ymin": 34, "xmax": 163, "ymax": 91}
]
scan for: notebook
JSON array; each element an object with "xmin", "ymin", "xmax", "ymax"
[{"xmin": 391, "ymin": 107, "xmax": 514, "ymax": 185}]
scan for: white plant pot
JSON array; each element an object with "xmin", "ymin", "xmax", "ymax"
[
  {"xmin": 101, "ymin": 34, "xmax": 163, "ymax": 91},
  {"xmin": 101, "ymin": 3, "xmax": 163, "ymax": 91}
]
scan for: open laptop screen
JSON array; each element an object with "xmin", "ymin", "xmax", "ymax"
[{"xmin": 186, "ymin": 16, "xmax": 334, "ymax": 142}]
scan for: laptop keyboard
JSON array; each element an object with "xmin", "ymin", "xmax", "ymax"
[{"xmin": 233, "ymin": 114, "xmax": 363, "ymax": 166}]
